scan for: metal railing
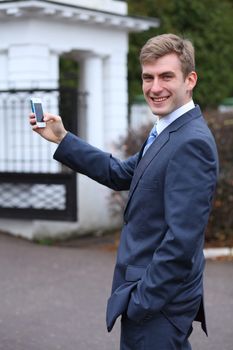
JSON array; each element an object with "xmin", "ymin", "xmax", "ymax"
[{"xmin": 0, "ymin": 88, "xmax": 86, "ymax": 221}]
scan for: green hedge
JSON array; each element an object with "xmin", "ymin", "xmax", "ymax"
[{"xmin": 204, "ymin": 110, "xmax": 233, "ymax": 245}]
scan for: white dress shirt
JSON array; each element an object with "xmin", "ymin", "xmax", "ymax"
[{"xmin": 156, "ymin": 100, "xmax": 195, "ymax": 136}]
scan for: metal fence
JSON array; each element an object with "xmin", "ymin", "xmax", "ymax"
[{"xmin": 0, "ymin": 88, "xmax": 86, "ymax": 221}]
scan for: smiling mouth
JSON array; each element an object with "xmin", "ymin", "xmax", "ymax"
[{"xmin": 150, "ymin": 96, "xmax": 170, "ymax": 103}]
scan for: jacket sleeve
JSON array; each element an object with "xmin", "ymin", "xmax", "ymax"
[
  {"xmin": 127, "ymin": 138, "xmax": 218, "ymax": 321},
  {"xmin": 53, "ymin": 132, "xmax": 139, "ymax": 191}
]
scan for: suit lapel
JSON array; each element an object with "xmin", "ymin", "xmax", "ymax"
[
  {"xmin": 125, "ymin": 131, "xmax": 169, "ymax": 213},
  {"xmin": 124, "ymin": 105, "xmax": 202, "ymax": 216}
]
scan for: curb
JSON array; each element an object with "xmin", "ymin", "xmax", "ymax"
[{"xmin": 204, "ymin": 247, "xmax": 233, "ymax": 259}]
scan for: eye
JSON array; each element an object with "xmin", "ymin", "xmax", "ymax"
[
  {"xmin": 163, "ymin": 75, "xmax": 172, "ymax": 81},
  {"xmin": 142, "ymin": 74, "xmax": 153, "ymax": 82},
  {"xmin": 161, "ymin": 73, "xmax": 174, "ymax": 81}
]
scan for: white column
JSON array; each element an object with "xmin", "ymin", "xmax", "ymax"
[
  {"xmin": 81, "ymin": 55, "xmax": 104, "ymax": 148},
  {"xmin": 103, "ymin": 50, "xmax": 128, "ymax": 150},
  {"xmin": 7, "ymin": 44, "xmax": 59, "ymax": 89},
  {"xmin": 0, "ymin": 50, "xmax": 8, "ymax": 89},
  {"xmin": 0, "ymin": 44, "xmax": 60, "ymax": 172},
  {"xmin": 77, "ymin": 55, "xmax": 114, "ymax": 231}
]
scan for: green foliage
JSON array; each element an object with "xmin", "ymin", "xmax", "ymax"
[
  {"xmin": 204, "ymin": 110, "xmax": 233, "ymax": 244},
  {"xmin": 34, "ymin": 237, "xmax": 55, "ymax": 246},
  {"xmin": 59, "ymin": 56, "xmax": 79, "ymax": 88},
  {"xmin": 127, "ymin": 0, "xmax": 233, "ymax": 109}
]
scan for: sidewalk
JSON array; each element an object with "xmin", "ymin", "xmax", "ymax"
[{"xmin": 0, "ymin": 232, "xmax": 232, "ymax": 350}]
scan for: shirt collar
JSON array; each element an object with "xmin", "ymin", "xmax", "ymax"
[{"xmin": 156, "ymin": 100, "xmax": 195, "ymax": 135}]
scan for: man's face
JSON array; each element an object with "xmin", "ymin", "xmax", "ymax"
[{"xmin": 142, "ymin": 53, "xmax": 197, "ymax": 118}]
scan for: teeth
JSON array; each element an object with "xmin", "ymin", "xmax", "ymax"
[{"xmin": 151, "ymin": 97, "xmax": 168, "ymax": 102}]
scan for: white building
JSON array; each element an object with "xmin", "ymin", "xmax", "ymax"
[{"xmin": 0, "ymin": 0, "xmax": 159, "ymax": 239}]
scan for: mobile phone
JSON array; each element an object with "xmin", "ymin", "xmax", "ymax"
[{"xmin": 30, "ymin": 97, "xmax": 46, "ymax": 128}]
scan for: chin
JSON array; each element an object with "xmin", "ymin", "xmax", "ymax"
[
  {"xmin": 148, "ymin": 103, "xmax": 169, "ymax": 115},
  {"xmin": 151, "ymin": 108, "xmax": 169, "ymax": 117}
]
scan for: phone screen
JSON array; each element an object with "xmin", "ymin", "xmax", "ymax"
[{"xmin": 34, "ymin": 103, "xmax": 44, "ymax": 122}]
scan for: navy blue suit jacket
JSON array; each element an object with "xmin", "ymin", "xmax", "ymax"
[{"xmin": 54, "ymin": 105, "xmax": 218, "ymax": 336}]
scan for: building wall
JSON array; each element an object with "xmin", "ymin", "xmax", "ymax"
[
  {"xmin": 0, "ymin": 0, "xmax": 158, "ymax": 239},
  {"xmin": 48, "ymin": 0, "xmax": 127, "ymax": 14},
  {"xmin": 0, "ymin": 5, "xmax": 128, "ymax": 239}
]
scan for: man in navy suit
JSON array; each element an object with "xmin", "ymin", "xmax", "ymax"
[{"xmin": 30, "ymin": 34, "xmax": 218, "ymax": 349}]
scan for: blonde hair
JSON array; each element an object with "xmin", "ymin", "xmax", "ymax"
[{"xmin": 140, "ymin": 33, "xmax": 195, "ymax": 78}]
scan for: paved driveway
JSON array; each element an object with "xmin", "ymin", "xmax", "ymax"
[{"xmin": 0, "ymin": 232, "xmax": 232, "ymax": 350}]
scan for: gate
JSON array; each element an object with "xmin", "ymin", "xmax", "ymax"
[{"xmin": 0, "ymin": 88, "xmax": 86, "ymax": 221}]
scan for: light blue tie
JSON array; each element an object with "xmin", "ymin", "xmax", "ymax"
[{"xmin": 142, "ymin": 124, "xmax": 158, "ymax": 156}]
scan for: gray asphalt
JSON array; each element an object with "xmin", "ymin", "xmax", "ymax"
[{"xmin": 0, "ymin": 232, "xmax": 232, "ymax": 350}]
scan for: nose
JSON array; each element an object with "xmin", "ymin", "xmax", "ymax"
[{"xmin": 151, "ymin": 78, "xmax": 163, "ymax": 94}]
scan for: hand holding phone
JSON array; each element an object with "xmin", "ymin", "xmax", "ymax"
[
  {"xmin": 29, "ymin": 108, "xmax": 68, "ymax": 144},
  {"xmin": 30, "ymin": 97, "xmax": 46, "ymax": 128}
]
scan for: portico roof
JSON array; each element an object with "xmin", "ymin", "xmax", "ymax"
[{"xmin": 0, "ymin": 0, "xmax": 160, "ymax": 31}]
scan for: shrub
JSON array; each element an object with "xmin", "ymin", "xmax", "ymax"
[{"xmin": 204, "ymin": 110, "xmax": 233, "ymax": 245}]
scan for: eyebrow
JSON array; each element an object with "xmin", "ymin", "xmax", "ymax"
[
  {"xmin": 142, "ymin": 71, "xmax": 175, "ymax": 79},
  {"xmin": 160, "ymin": 71, "xmax": 175, "ymax": 76},
  {"xmin": 141, "ymin": 72, "xmax": 153, "ymax": 79}
]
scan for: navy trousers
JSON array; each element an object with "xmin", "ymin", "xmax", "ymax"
[{"xmin": 120, "ymin": 312, "xmax": 192, "ymax": 350}]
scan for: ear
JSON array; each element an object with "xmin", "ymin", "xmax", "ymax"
[{"xmin": 186, "ymin": 71, "xmax": 198, "ymax": 91}]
